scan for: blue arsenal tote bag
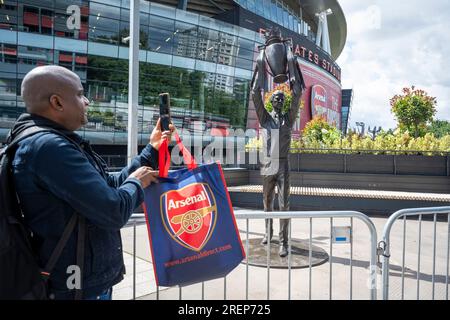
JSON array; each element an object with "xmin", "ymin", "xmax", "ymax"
[{"xmin": 143, "ymin": 133, "xmax": 245, "ymax": 287}]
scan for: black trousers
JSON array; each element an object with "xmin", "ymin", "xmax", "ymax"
[{"xmin": 262, "ymin": 162, "xmax": 290, "ymax": 246}]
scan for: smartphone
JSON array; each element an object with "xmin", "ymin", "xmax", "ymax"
[{"xmin": 159, "ymin": 92, "xmax": 171, "ymax": 132}]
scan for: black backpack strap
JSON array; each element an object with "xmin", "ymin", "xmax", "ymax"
[
  {"xmin": 7, "ymin": 125, "xmax": 85, "ymax": 155},
  {"xmin": 74, "ymin": 216, "xmax": 86, "ymax": 300},
  {"xmin": 4, "ymin": 126, "xmax": 51, "ymax": 153},
  {"xmin": 41, "ymin": 214, "xmax": 78, "ymax": 277}
]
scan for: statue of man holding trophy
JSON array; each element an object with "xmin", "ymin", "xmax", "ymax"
[{"xmin": 251, "ymin": 28, "xmax": 305, "ymax": 257}]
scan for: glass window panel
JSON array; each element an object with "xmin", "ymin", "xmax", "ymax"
[
  {"xmin": 199, "ymin": 15, "xmax": 221, "ymax": 32},
  {"xmin": 237, "ymin": 47, "xmax": 254, "ymax": 60},
  {"xmin": 88, "ymin": 42, "xmax": 118, "ymax": 58},
  {"xmin": 139, "ymin": 23, "xmax": 149, "ymax": 50},
  {"xmin": 0, "ymin": 29, "xmax": 17, "ymax": 45},
  {"xmin": 198, "ymin": 27, "xmax": 219, "ymax": 42},
  {"xmin": 0, "ymin": 80, "xmax": 17, "ymax": 96},
  {"xmin": 150, "ymin": 2, "xmax": 175, "ymax": 19},
  {"xmin": 55, "ymin": 37, "xmax": 87, "ymax": 54},
  {"xmin": 18, "ymin": 46, "xmax": 53, "ymax": 66},
  {"xmin": 283, "ymin": 9, "xmax": 289, "ymax": 28},
  {"xmin": 235, "ymin": 57, "xmax": 253, "ymax": 70},
  {"xmin": 0, "ymin": 60, "xmax": 18, "ymax": 73},
  {"xmin": 148, "ymin": 39, "xmax": 172, "ymax": 55},
  {"xmin": 195, "ymin": 60, "xmax": 216, "ymax": 73},
  {"xmin": 216, "ymin": 64, "xmax": 234, "ymax": 77},
  {"xmin": 238, "ymin": 27, "xmax": 255, "ymax": 41},
  {"xmin": 263, "ymin": 0, "xmax": 271, "ymax": 19},
  {"xmin": 173, "ymin": 22, "xmax": 197, "ymax": 58},
  {"xmin": 149, "ymin": 15, "xmax": 174, "ymax": 32},
  {"xmin": 120, "ymin": 8, "xmax": 130, "ymax": 22},
  {"xmin": 117, "ymin": 21, "xmax": 129, "ymax": 47},
  {"xmin": 54, "ymin": 12, "xmax": 73, "ymax": 38},
  {"xmin": 197, "ymin": 39, "xmax": 218, "ymax": 63},
  {"xmin": 247, "ymin": 0, "xmax": 256, "ymax": 12},
  {"xmin": 237, "ymin": 37, "xmax": 256, "ymax": 53},
  {"xmin": 173, "ymin": 41, "xmax": 197, "ymax": 59},
  {"xmin": 294, "ymin": 17, "xmax": 300, "ymax": 33},
  {"xmin": 238, "ymin": 0, "xmax": 247, "ymax": 9},
  {"xmin": 255, "ymin": 1, "xmax": 264, "ymax": 16},
  {"xmin": 89, "ymin": 28, "xmax": 119, "ymax": 45},
  {"xmin": 140, "ymin": 0, "xmax": 150, "ymax": 13},
  {"xmin": 71, "ymin": 0, "xmax": 117, "ymax": 7},
  {"xmin": 218, "ymin": 33, "xmax": 236, "ymax": 58},
  {"xmin": 22, "ymin": 0, "xmax": 53, "ymax": 9},
  {"xmin": 118, "ymin": 47, "xmax": 146, "ymax": 61},
  {"xmin": 0, "ymin": 44, "xmax": 18, "ymax": 71},
  {"xmin": 18, "ymin": 32, "xmax": 53, "ymax": 50},
  {"xmin": 147, "ymin": 51, "xmax": 172, "ymax": 66},
  {"xmin": 121, "ymin": 0, "xmax": 130, "ymax": 9},
  {"xmin": 140, "ymin": 12, "xmax": 149, "ymax": 26},
  {"xmin": 276, "ymin": 2, "xmax": 283, "ymax": 25},
  {"xmin": 148, "ymin": 26, "xmax": 174, "ymax": 42},
  {"xmin": 89, "ymin": 2, "xmax": 120, "ymax": 20},
  {"xmin": 172, "ymin": 55, "xmax": 195, "ymax": 70},
  {"xmin": 175, "ymin": 8, "xmax": 198, "ymax": 25},
  {"xmin": 175, "ymin": 21, "xmax": 197, "ymax": 34},
  {"xmin": 220, "ymin": 21, "xmax": 238, "ymax": 36},
  {"xmin": 270, "ymin": 0, "xmax": 277, "ymax": 22},
  {"xmin": 89, "ymin": 16, "xmax": 119, "ymax": 33},
  {"xmin": 22, "ymin": 6, "xmax": 40, "ymax": 34},
  {"xmin": 234, "ymin": 68, "xmax": 253, "ymax": 80},
  {"xmin": 0, "ymin": 3, "xmax": 17, "ymax": 31}
]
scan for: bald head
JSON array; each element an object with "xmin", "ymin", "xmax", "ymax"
[
  {"xmin": 21, "ymin": 65, "xmax": 90, "ymax": 131},
  {"xmin": 22, "ymin": 65, "xmax": 80, "ymax": 113}
]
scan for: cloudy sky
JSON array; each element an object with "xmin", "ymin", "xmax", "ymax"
[{"xmin": 336, "ymin": 0, "xmax": 450, "ymax": 131}]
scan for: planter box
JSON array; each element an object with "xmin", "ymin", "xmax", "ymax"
[
  {"xmin": 396, "ymin": 155, "xmax": 447, "ymax": 176},
  {"xmin": 296, "ymin": 153, "xmax": 345, "ymax": 173},
  {"xmin": 346, "ymin": 154, "xmax": 394, "ymax": 174},
  {"xmin": 244, "ymin": 152, "xmax": 449, "ymax": 177}
]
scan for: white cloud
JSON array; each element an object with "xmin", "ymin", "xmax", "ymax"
[{"xmin": 337, "ymin": 0, "xmax": 450, "ymax": 131}]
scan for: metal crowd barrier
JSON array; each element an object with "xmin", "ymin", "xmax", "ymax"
[
  {"xmin": 126, "ymin": 210, "xmax": 378, "ymax": 300},
  {"xmin": 379, "ymin": 206, "xmax": 450, "ymax": 300}
]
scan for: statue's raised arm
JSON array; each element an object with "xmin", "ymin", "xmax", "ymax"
[{"xmin": 286, "ymin": 44, "xmax": 305, "ymax": 125}]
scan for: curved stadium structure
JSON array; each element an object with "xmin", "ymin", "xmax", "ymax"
[{"xmin": 0, "ymin": 0, "xmax": 349, "ymax": 159}]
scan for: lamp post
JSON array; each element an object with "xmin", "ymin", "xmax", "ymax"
[{"xmin": 127, "ymin": 0, "xmax": 140, "ymax": 165}]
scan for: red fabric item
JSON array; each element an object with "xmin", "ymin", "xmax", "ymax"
[
  {"xmin": 24, "ymin": 12, "xmax": 39, "ymax": 26},
  {"xmin": 159, "ymin": 132, "xmax": 197, "ymax": 178}
]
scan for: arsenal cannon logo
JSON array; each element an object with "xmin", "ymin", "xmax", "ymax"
[{"xmin": 160, "ymin": 183, "xmax": 217, "ymax": 252}]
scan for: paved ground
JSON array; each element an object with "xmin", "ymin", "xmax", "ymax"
[{"xmin": 113, "ymin": 208, "xmax": 450, "ymax": 300}]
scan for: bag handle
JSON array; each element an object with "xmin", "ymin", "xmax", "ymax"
[{"xmin": 159, "ymin": 131, "xmax": 197, "ymax": 178}]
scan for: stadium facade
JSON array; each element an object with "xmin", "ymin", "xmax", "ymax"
[{"xmin": 0, "ymin": 0, "xmax": 350, "ymax": 158}]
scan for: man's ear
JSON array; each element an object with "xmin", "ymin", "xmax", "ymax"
[{"xmin": 49, "ymin": 94, "xmax": 64, "ymax": 112}]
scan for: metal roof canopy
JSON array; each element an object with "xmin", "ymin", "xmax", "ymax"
[
  {"xmin": 149, "ymin": 0, "xmax": 347, "ymax": 59},
  {"xmin": 287, "ymin": 0, "xmax": 347, "ymax": 60}
]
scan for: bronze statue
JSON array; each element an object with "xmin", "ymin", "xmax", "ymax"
[{"xmin": 251, "ymin": 28, "xmax": 305, "ymax": 257}]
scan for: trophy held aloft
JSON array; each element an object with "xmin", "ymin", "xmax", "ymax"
[{"xmin": 251, "ymin": 27, "xmax": 305, "ymax": 93}]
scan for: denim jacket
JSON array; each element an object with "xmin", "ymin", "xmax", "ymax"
[{"xmin": 11, "ymin": 115, "xmax": 158, "ymax": 299}]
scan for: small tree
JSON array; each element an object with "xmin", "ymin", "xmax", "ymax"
[
  {"xmin": 390, "ymin": 86, "xmax": 437, "ymax": 138},
  {"xmin": 428, "ymin": 120, "xmax": 450, "ymax": 139}
]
